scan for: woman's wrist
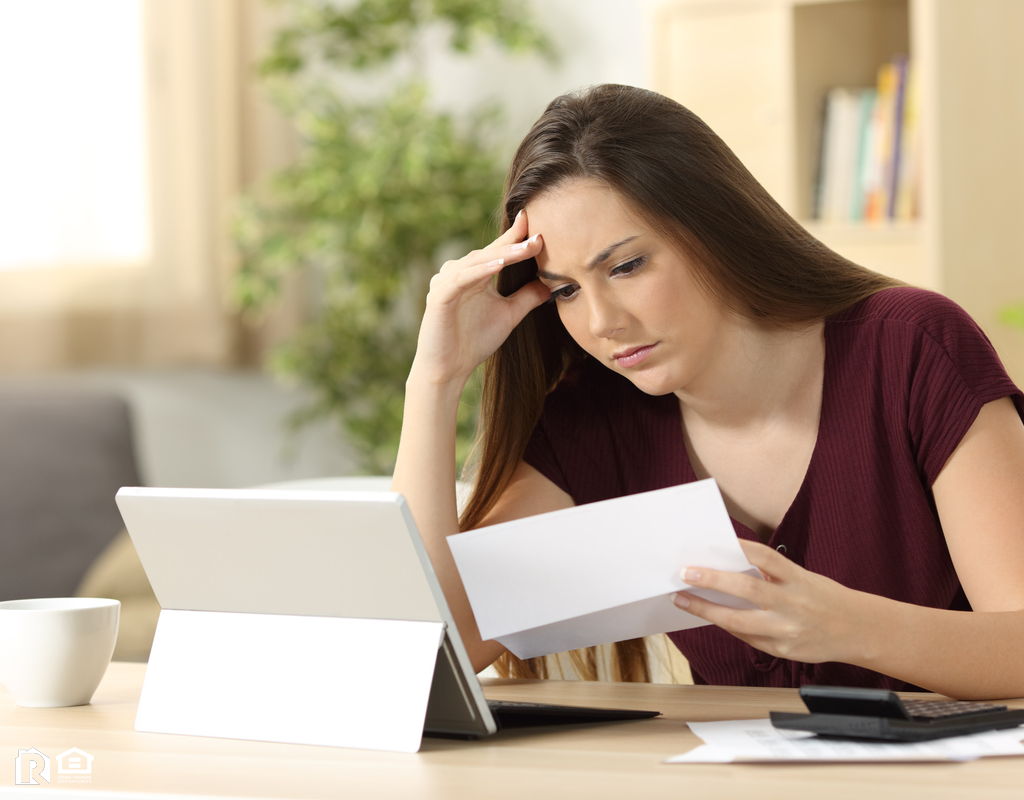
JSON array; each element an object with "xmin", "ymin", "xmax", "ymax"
[
  {"xmin": 842, "ymin": 588, "xmax": 917, "ymax": 674},
  {"xmin": 406, "ymin": 360, "xmax": 471, "ymax": 401},
  {"xmin": 403, "ymin": 372, "xmax": 470, "ymax": 435}
]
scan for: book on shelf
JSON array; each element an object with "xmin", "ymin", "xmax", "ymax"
[
  {"xmin": 894, "ymin": 60, "xmax": 921, "ymax": 221},
  {"xmin": 813, "ymin": 55, "xmax": 921, "ymax": 225}
]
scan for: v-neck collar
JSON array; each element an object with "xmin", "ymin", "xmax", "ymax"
[{"xmin": 667, "ymin": 323, "xmax": 832, "ymax": 547}]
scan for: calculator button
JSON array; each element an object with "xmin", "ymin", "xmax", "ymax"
[{"xmin": 901, "ymin": 698, "xmax": 1008, "ymax": 721}]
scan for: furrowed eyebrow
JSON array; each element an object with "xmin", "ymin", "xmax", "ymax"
[{"xmin": 536, "ymin": 235, "xmax": 641, "ymax": 282}]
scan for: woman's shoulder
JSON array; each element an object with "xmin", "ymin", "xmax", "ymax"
[
  {"xmin": 828, "ymin": 286, "xmax": 989, "ymax": 350},
  {"xmin": 832, "ymin": 285, "xmax": 966, "ymax": 322},
  {"xmin": 827, "ymin": 286, "xmax": 1019, "ymax": 416}
]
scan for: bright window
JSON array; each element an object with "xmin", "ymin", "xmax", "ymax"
[{"xmin": 0, "ymin": 0, "xmax": 150, "ymax": 271}]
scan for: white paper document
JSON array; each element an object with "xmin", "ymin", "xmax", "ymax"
[
  {"xmin": 668, "ymin": 718, "xmax": 1024, "ymax": 763},
  {"xmin": 447, "ymin": 479, "xmax": 756, "ymax": 659}
]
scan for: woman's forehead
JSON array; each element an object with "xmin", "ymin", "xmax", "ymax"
[{"xmin": 526, "ymin": 180, "xmax": 650, "ymax": 275}]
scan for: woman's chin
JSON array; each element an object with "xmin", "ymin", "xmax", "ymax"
[{"xmin": 619, "ymin": 368, "xmax": 681, "ymax": 397}]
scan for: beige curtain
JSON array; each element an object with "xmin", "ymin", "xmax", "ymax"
[{"xmin": 0, "ymin": 0, "xmax": 298, "ymax": 370}]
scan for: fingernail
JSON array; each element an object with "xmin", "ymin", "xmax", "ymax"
[
  {"xmin": 510, "ymin": 241, "xmax": 527, "ymax": 251},
  {"xmin": 486, "ymin": 258, "xmax": 504, "ymax": 267},
  {"xmin": 514, "ymin": 209, "xmax": 523, "ymax": 223},
  {"xmin": 674, "ymin": 594, "xmax": 690, "ymax": 609},
  {"xmin": 684, "ymin": 568, "xmax": 701, "ymax": 583},
  {"xmin": 529, "ymin": 233, "xmax": 539, "ymax": 244}
]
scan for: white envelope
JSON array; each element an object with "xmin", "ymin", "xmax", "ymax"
[{"xmin": 447, "ymin": 478, "xmax": 758, "ymax": 659}]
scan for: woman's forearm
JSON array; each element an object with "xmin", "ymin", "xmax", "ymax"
[
  {"xmin": 852, "ymin": 591, "xmax": 1024, "ymax": 700},
  {"xmin": 678, "ymin": 540, "xmax": 1024, "ymax": 699},
  {"xmin": 389, "ymin": 212, "xmax": 545, "ymax": 673},
  {"xmin": 391, "ymin": 371, "xmax": 505, "ymax": 673}
]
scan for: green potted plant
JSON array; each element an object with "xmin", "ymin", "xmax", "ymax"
[
  {"xmin": 234, "ymin": 0, "xmax": 551, "ymax": 473},
  {"xmin": 1001, "ymin": 303, "xmax": 1024, "ymax": 335}
]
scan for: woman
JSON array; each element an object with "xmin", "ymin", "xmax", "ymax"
[{"xmin": 391, "ymin": 84, "xmax": 1024, "ymax": 699}]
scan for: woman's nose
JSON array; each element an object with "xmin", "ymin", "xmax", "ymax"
[{"xmin": 587, "ymin": 291, "xmax": 627, "ymax": 339}]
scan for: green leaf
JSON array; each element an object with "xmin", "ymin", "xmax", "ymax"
[
  {"xmin": 999, "ymin": 304, "xmax": 1024, "ymax": 334},
  {"xmin": 233, "ymin": 0, "xmax": 549, "ymax": 472}
]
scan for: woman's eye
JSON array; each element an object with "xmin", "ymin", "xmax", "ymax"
[
  {"xmin": 548, "ymin": 284, "xmax": 579, "ymax": 303},
  {"xmin": 612, "ymin": 256, "xmax": 647, "ymax": 277}
]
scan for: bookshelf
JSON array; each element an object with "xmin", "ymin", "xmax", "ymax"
[{"xmin": 653, "ymin": 0, "xmax": 1024, "ymax": 383}]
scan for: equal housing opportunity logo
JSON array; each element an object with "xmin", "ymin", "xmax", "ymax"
[{"xmin": 14, "ymin": 747, "xmax": 93, "ymax": 785}]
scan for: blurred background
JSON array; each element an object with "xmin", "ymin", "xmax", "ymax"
[
  {"xmin": 1, "ymin": 0, "xmax": 1022, "ymax": 662},
  {"xmin": 0, "ymin": 0, "xmax": 654, "ymax": 488}
]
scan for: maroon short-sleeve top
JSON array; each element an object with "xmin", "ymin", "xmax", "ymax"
[{"xmin": 523, "ymin": 287, "xmax": 1024, "ymax": 690}]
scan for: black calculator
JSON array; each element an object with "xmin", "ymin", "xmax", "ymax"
[{"xmin": 770, "ymin": 685, "xmax": 1024, "ymax": 742}]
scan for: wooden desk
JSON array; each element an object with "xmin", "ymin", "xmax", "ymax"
[{"xmin": 2, "ymin": 662, "xmax": 1023, "ymax": 799}]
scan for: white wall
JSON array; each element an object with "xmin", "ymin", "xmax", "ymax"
[{"xmin": 427, "ymin": 0, "xmax": 659, "ymax": 154}]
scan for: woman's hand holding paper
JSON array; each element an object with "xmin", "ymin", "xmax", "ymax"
[{"xmin": 673, "ymin": 539, "xmax": 874, "ymax": 666}]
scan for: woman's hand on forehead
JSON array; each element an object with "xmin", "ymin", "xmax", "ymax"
[{"xmin": 409, "ymin": 209, "xmax": 551, "ymax": 389}]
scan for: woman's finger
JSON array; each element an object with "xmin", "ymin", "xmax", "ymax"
[
  {"xmin": 673, "ymin": 591, "xmax": 771, "ymax": 636},
  {"xmin": 462, "ymin": 209, "xmax": 528, "ymax": 262},
  {"xmin": 450, "ymin": 257, "xmax": 510, "ymax": 290},
  {"xmin": 439, "ymin": 233, "xmax": 543, "ymax": 289},
  {"xmin": 498, "ymin": 231, "xmax": 542, "ymax": 263},
  {"xmin": 438, "ymin": 228, "xmax": 542, "ymax": 280},
  {"xmin": 737, "ymin": 539, "xmax": 798, "ymax": 580},
  {"xmin": 435, "ymin": 234, "xmax": 546, "ymax": 299},
  {"xmin": 428, "ymin": 265, "xmax": 502, "ymax": 310},
  {"xmin": 494, "ymin": 207, "xmax": 530, "ymax": 246},
  {"xmin": 438, "ymin": 233, "xmax": 542, "ymax": 290},
  {"xmin": 505, "ymin": 278, "xmax": 551, "ymax": 320},
  {"xmin": 681, "ymin": 566, "xmax": 775, "ymax": 608}
]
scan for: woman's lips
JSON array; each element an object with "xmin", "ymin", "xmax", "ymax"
[{"xmin": 614, "ymin": 344, "xmax": 656, "ymax": 368}]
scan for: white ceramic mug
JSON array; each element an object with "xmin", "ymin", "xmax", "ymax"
[{"xmin": 0, "ymin": 597, "xmax": 120, "ymax": 707}]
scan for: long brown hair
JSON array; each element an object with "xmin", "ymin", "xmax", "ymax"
[{"xmin": 459, "ymin": 84, "xmax": 898, "ymax": 681}]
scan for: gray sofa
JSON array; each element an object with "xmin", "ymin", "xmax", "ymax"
[{"xmin": 0, "ymin": 388, "xmax": 141, "ymax": 602}]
